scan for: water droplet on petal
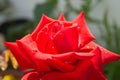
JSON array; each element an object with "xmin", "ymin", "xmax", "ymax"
[
  {"xmin": 73, "ymin": 23, "xmax": 78, "ymax": 26},
  {"xmin": 32, "ymin": 50, "xmax": 38, "ymax": 53},
  {"xmin": 52, "ymin": 46, "xmax": 54, "ymax": 49},
  {"xmin": 86, "ymin": 46, "xmax": 90, "ymax": 49},
  {"xmin": 65, "ymin": 61, "xmax": 71, "ymax": 64}
]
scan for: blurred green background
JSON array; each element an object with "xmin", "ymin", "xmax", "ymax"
[{"xmin": 0, "ymin": 0, "xmax": 120, "ymax": 80}]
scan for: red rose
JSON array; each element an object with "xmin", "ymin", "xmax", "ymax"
[{"xmin": 5, "ymin": 12, "xmax": 120, "ymax": 80}]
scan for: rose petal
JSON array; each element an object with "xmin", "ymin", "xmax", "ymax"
[
  {"xmin": 42, "ymin": 60, "xmax": 106, "ymax": 80},
  {"xmin": 47, "ymin": 21, "xmax": 63, "ymax": 39},
  {"xmin": 52, "ymin": 52, "xmax": 77, "ymax": 65},
  {"xmin": 52, "ymin": 52, "xmax": 75, "ymax": 61},
  {"xmin": 74, "ymin": 60, "xmax": 106, "ymax": 80},
  {"xmin": 73, "ymin": 11, "xmax": 95, "ymax": 48},
  {"xmin": 41, "ymin": 72, "xmax": 70, "ymax": 80},
  {"xmin": 4, "ymin": 42, "xmax": 33, "ymax": 70},
  {"xmin": 36, "ymin": 30, "xmax": 50, "ymax": 52},
  {"xmin": 58, "ymin": 13, "xmax": 66, "ymax": 21},
  {"xmin": 63, "ymin": 21, "xmax": 73, "ymax": 28},
  {"xmin": 91, "ymin": 47, "xmax": 106, "ymax": 79},
  {"xmin": 32, "ymin": 14, "xmax": 54, "ymax": 40},
  {"xmin": 81, "ymin": 42, "xmax": 120, "ymax": 65},
  {"xmin": 22, "ymin": 71, "xmax": 43, "ymax": 80},
  {"xmin": 46, "ymin": 58, "xmax": 74, "ymax": 72},
  {"xmin": 20, "ymin": 34, "xmax": 38, "ymax": 50},
  {"xmin": 36, "ymin": 22, "xmax": 59, "ymax": 54},
  {"xmin": 53, "ymin": 25, "xmax": 78, "ymax": 53},
  {"xmin": 91, "ymin": 47, "xmax": 102, "ymax": 68},
  {"xmin": 74, "ymin": 52, "xmax": 94, "ymax": 60},
  {"xmin": 16, "ymin": 40, "xmax": 51, "ymax": 72},
  {"xmin": 36, "ymin": 31, "xmax": 58, "ymax": 54}
]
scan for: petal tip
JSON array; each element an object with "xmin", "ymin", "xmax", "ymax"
[{"xmin": 58, "ymin": 13, "xmax": 66, "ymax": 21}]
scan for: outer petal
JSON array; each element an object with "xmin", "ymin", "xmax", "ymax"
[
  {"xmin": 41, "ymin": 60, "xmax": 92, "ymax": 80},
  {"xmin": 81, "ymin": 42, "xmax": 120, "ymax": 65},
  {"xmin": 46, "ymin": 58, "xmax": 74, "ymax": 72},
  {"xmin": 32, "ymin": 14, "xmax": 54, "ymax": 40},
  {"xmin": 41, "ymin": 60, "xmax": 107, "ymax": 80},
  {"xmin": 22, "ymin": 61, "xmax": 107, "ymax": 80},
  {"xmin": 52, "ymin": 52, "xmax": 94, "ymax": 62},
  {"xmin": 16, "ymin": 40, "xmax": 51, "ymax": 72},
  {"xmin": 22, "ymin": 71, "xmax": 43, "ymax": 80},
  {"xmin": 58, "ymin": 13, "xmax": 66, "ymax": 21},
  {"xmin": 40, "ymin": 60, "xmax": 107, "ymax": 80},
  {"xmin": 20, "ymin": 34, "xmax": 38, "ymax": 50},
  {"xmin": 72, "ymin": 11, "xmax": 95, "ymax": 48},
  {"xmin": 4, "ymin": 42, "xmax": 33, "ymax": 70},
  {"xmin": 91, "ymin": 47, "xmax": 102, "ymax": 69},
  {"xmin": 91, "ymin": 47, "xmax": 106, "ymax": 79},
  {"xmin": 18, "ymin": 34, "xmax": 51, "ymax": 71},
  {"xmin": 36, "ymin": 25, "xmax": 58, "ymax": 54}
]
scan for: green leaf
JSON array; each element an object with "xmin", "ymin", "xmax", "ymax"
[
  {"xmin": 103, "ymin": 9, "xmax": 112, "ymax": 50},
  {"xmin": 105, "ymin": 61, "xmax": 120, "ymax": 80},
  {"xmin": 34, "ymin": 0, "xmax": 58, "ymax": 24}
]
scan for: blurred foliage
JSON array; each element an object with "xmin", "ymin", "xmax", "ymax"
[
  {"xmin": 5, "ymin": 21, "xmax": 34, "ymax": 41},
  {"xmin": 0, "ymin": 0, "xmax": 120, "ymax": 80},
  {"xmin": 102, "ymin": 10, "xmax": 120, "ymax": 80},
  {"xmin": 0, "ymin": 19, "xmax": 34, "ymax": 41},
  {"xmin": 34, "ymin": 0, "xmax": 58, "ymax": 24},
  {"xmin": 0, "ymin": 0, "xmax": 10, "ymax": 12}
]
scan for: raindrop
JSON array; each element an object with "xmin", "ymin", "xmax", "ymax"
[
  {"xmin": 86, "ymin": 46, "xmax": 90, "ymax": 49},
  {"xmin": 65, "ymin": 61, "xmax": 71, "ymax": 64},
  {"xmin": 52, "ymin": 46, "xmax": 54, "ymax": 49},
  {"xmin": 32, "ymin": 50, "xmax": 38, "ymax": 53},
  {"xmin": 73, "ymin": 23, "xmax": 78, "ymax": 26}
]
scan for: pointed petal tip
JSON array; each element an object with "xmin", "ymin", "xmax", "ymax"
[
  {"xmin": 72, "ymin": 11, "xmax": 85, "ymax": 22},
  {"xmin": 4, "ymin": 42, "xmax": 9, "ymax": 45},
  {"xmin": 58, "ymin": 13, "xmax": 66, "ymax": 21},
  {"xmin": 80, "ymin": 11, "xmax": 85, "ymax": 16},
  {"xmin": 4, "ymin": 42, "xmax": 14, "ymax": 47},
  {"xmin": 41, "ymin": 14, "xmax": 48, "ymax": 18},
  {"xmin": 41, "ymin": 14, "xmax": 54, "ymax": 21}
]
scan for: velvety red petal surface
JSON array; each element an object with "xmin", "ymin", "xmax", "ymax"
[
  {"xmin": 72, "ymin": 11, "xmax": 95, "ymax": 48},
  {"xmin": 4, "ymin": 42, "xmax": 33, "ymax": 70},
  {"xmin": 32, "ymin": 14, "xmax": 54, "ymax": 40},
  {"xmin": 53, "ymin": 26, "xmax": 78, "ymax": 53},
  {"xmin": 81, "ymin": 42, "xmax": 120, "ymax": 65},
  {"xmin": 16, "ymin": 40, "xmax": 51, "ymax": 72},
  {"xmin": 22, "ymin": 71, "xmax": 43, "ymax": 80},
  {"xmin": 46, "ymin": 58, "xmax": 74, "ymax": 72},
  {"xmin": 35, "ymin": 21, "xmax": 59, "ymax": 54}
]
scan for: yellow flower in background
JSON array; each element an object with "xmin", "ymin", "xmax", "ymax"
[
  {"xmin": 0, "ymin": 49, "xmax": 18, "ymax": 71},
  {"xmin": 4, "ymin": 49, "xmax": 18, "ymax": 69},
  {"xmin": 2, "ymin": 74, "xmax": 16, "ymax": 80}
]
